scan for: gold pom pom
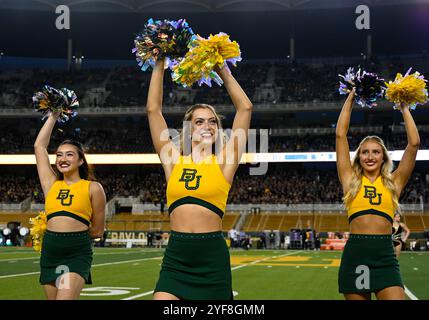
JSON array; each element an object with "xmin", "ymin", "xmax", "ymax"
[
  {"xmin": 385, "ymin": 68, "xmax": 428, "ymax": 109},
  {"xmin": 172, "ymin": 33, "xmax": 241, "ymax": 87},
  {"xmin": 29, "ymin": 211, "xmax": 47, "ymax": 253}
]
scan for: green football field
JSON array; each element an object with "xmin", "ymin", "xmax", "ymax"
[{"xmin": 0, "ymin": 247, "xmax": 427, "ymax": 300}]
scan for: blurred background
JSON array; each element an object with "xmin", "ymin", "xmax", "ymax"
[{"xmin": 0, "ymin": 0, "xmax": 428, "ymax": 300}]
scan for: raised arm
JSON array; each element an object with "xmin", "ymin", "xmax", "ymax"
[
  {"xmin": 335, "ymin": 89, "xmax": 355, "ymax": 193},
  {"xmin": 89, "ymin": 182, "xmax": 106, "ymax": 239},
  {"xmin": 392, "ymin": 104, "xmax": 420, "ymax": 194},
  {"xmin": 146, "ymin": 59, "xmax": 179, "ymax": 180},
  {"xmin": 217, "ymin": 66, "xmax": 253, "ymax": 183},
  {"xmin": 34, "ymin": 113, "xmax": 59, "ymax": 196}
]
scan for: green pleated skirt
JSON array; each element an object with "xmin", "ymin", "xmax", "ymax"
[
  {"xmin": 338, "ymin": 234, "xmax": 403, "ymax": 294},
  {"xmin": 40, "ymin": 230, "xmax": 93, "ymax": 285},
  {"xmin": 154, "ymin": 230, "xmax": 232, "ymax": 300}
]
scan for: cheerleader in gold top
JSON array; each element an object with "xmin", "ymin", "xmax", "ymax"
[
  {"xmin": 148, "ymin": 59, "xmax": 252, "ymax": 300},
  {"xmin": 392, "ymin": 212, "xmax": 410, "ymax": 258},
  {"xmin": 336, "ymin": 88, "xmax": 420, "ymax": 300},
  {"xmin": 34, "ymin": 112, "xmax": 106, "ymax": 300}
]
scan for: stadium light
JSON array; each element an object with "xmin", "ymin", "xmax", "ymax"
[
  {"xmin": 19, "ymin": 227, "xmax": 29, "ymax": 237},
  {"xmin": 1, "ymin": 151, "xmax": 429, "ymax": 164}
]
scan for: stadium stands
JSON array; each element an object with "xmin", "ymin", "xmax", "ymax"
[
  {"xmin": 1, "ymin": 57, "xmax": 429, "ymax": 238},
  {"xmin": 106, "ymin": 211, "xmax": 240, "ymax": 232},
  {"xmin": 0, "ymin": 212, "xmax": 37, "ymax": 229},
  {"xmin": 242, "ymin": 213, "xmax": 352, "ymax": 233},
  {"xmin": 0, "ymin": 167, "xmax": 428, "ymax": 206},
  {"xmin": 2, "ymin": 55, "xmax": 428, "ymax": 109}
]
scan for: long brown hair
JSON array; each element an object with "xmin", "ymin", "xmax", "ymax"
[
  {"xmin": 55, "ymin": 140, "xmax": 94, "ymax": 181},
  {"xmin": 343, "ymin": 136, "xmax": 400, "ymax": 212},
  {"xmin": 179, "ymin": 104, "xmax": 226, "ymax": 156}
]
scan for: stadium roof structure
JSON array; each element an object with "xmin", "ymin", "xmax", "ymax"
[{"xmin": 1, "ymin": 0, "xmax": 429, "ymax": 13}]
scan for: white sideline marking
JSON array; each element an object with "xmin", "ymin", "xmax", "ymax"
[
  {"xmin": 404, "ymin": 285, "xmax": 419, "ymax": 300},
  {"xmin": 122, "ymin": 290, "xmax": 154, "ymax": 300},
  {"xmin": 124, "ymin": 251, "xmax": 303, "ymax": 300},
  {"xmin": 231, "ymin": 251, "xmax": 302, "ymax": 271},
  {"xmin": 0, "ymin": 249, "xmax": 159, "ymax": 262},
  {"xmin": 0, "ymin": 271, "xmax": 40, "ymax": 279},
  {"xmin": 0, "ymin": 256, "xmax": 162, "ymax": 279},
  {"xmin": 91, "ymin": 257, "xmax": 162, "ymax": 268},
  {"xmin": 0, "ymin": 257, "xmax": 39, "ymax": 262}
]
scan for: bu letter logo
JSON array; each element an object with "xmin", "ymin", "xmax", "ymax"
[
  {"xmin": 57, "ymin": 189, "xmax": 74, "ymax": 206},
  {"xmin": 179, "ymin": 169, "xmax": 202, "ymax": 190},
  {"xmin": 363, "ymin": 186, "xmax": 382, "ymax": 205}
]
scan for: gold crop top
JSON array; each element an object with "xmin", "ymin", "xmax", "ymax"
[
  {"xmin": 45, "ymin": 179, "xmax": 93, "ymax": 226},
  {"xmin": 347, "ymin": 175, "xmax": 396, "ymax": 224},
  {"xmin": 166, "ymin": 155, "xmax": 231, "ymax": 218}
]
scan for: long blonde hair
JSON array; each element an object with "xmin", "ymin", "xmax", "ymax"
[
  {"xmin": 179, "ymin": 104, "xmax": 226, "ymax": 156},
  {"xmin": 343, "ymin": 136, "xmax": 400, "ymax": 211}
]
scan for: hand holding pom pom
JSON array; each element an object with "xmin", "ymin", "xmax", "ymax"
[
  {"xmin": 171, "ymin": 32, "xmax": 242, "ymax": 87},
  {"xmin": 132, "ymin": 18, "xmax": 195, "ymax": 72},
  {"xmin": 385, "ymin": 68, "xmax": 428, "ymax": 110},
  {"xmin": 338, "ymin": 67, "xmax": 385, "ymax": 108},
  {"xmin": 33, "ymin": 85, "xmax": 79, "ymax": 123}
]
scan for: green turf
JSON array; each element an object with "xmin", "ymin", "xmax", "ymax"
[
  {"xmin": 398, "ymin": 251, "xmax": 429, "ymax": 299},
  {"xmin": 0, "ymin": 247, "xmax": 427, "ymax": 300}
]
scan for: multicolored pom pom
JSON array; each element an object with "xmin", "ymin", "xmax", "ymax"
[
  {"xmin": 171, "ymin": 32, "xmax": 242, "ymax": 87},
  {"xmin": 132, "ymin": 18, "xmax": 195, "ymax": 72},
  {"xmin": 33, "ymin": 85, "xmax": 79, "ymax": 123},
  {"xmin": 339, "ymin": 67, "xmax": 385, "ymax": 108},
  {"xmin": 385, "ymin": 67, "xmax": 428, "ymax": 110}
]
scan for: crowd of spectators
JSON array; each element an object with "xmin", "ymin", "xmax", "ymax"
[
  {"xmin": 1, "ymin": 124, "xmax": 429, "ymax": 155},
  {"xmin": 0, "ymin": 175, "xmax": 42, "ymax": 203},
  {"xmin": 1, "ymin": 168, "xmax": 427, "ymax": 205},
  {"xmin": 4, "ymin": 56, "xmax": 426, "ymax": 109},
  {"xmin": 1, "ymin": 57, "xmax": 429, "ymax": 206},
  {"xmin": 269, "ymin": 131, "xmax": 429, "ymax": 152}
]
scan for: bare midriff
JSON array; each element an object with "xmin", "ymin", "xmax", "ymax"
[
  {"xmin": 47, "ymin": 216, "xmax": 89, "ymax": 232},
  {"xmin": 170, "ymin": 204, "xmax": 222, "ymax": 233},
  {"xmin": 349, "ymin": 214, "xmax": 392, "ymax": 235}
]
